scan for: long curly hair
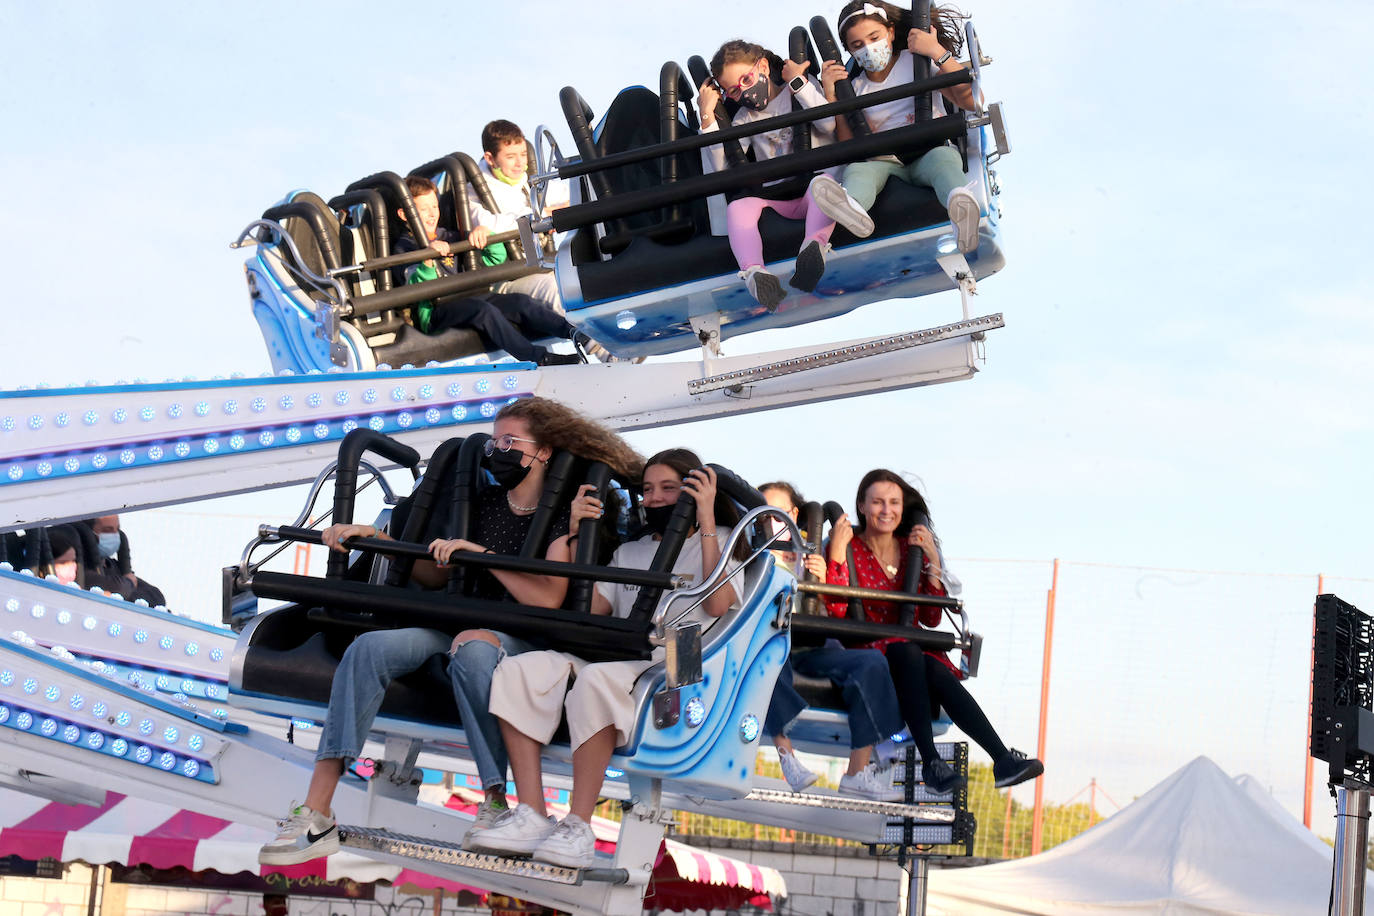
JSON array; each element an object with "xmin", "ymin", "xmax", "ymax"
[
  {"xmin": 497, "ymin": 397, "xmax": 643, "ymax": 481},
  {"xmin": 837, "ymin": 0, "xmax": 968, "ymax": 56}
]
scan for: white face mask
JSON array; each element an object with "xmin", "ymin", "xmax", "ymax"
[{"xmin": 854, "ymin": 39, "xmax": 893, "ymax": 73}]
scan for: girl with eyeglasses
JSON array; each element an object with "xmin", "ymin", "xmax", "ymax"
[
  {"xmin": 833, "ymin": 0, "xmax": 982, "ymax": 253},
  {"xmin": 697, "ymin": 39, "xmax": 874, "ymax": 310},
  {"xmin": 260, "ymin": 397, "xmax": 642, "ymax": 867}
]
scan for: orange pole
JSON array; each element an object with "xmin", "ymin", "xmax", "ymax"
[
  {"xmin": 1001, "ymin": 790, "xmax": 1014, "ymax": 857},
  {"xmin": 1304, "ymin": 573, "xmax": 1324, "ymax": 829},
  {"xmin": 1031, "ymin": 558, "xmax": 1058, "ymax": 855},
  {"xmin": 1089, "ymin": 778, "xmax": 1097, "ymax": 827},
  {"xmin": 294, "ymin": 543, "xmax": 312, "ymax": 576}
]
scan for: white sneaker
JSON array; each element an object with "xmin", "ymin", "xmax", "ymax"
[
  {"xmin": 778, "ymin": 749, "xmax": 819, "ymax": 793},
  {"xmin": 463, "ymin": 803, "xmax": 554, "ymax": 857},
  {"xmin": 532, "ymin": 814, "xmax": 597, "ymax": 868},
  {"xmin": 258, "ymin": 803, "xmax": 340, "ymax": 865},
  {"xmin": 839, "ymin": 764, "xmax": 904, "ymax": 802},
  {"xmin": 460, "ymin": 796, "xmax": 511, "ymax": 851},
  {"xmin": 945, "ymin": 186, "xmax": 981, "ymax": 254},
  {"xmin": 740, "ymin": 266, "xmax": 785, "ymax": 311},
  {"xmin": 809, "ymin": 174, "xmax": 874, "ymax": 238}
]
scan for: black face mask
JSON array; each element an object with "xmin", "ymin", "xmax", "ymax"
[
  {"xmin": 642, "ymin": 503, "xmax": 677, "ymax": 535},
  {"xmin": 736, "ymin": 73, "xmax": 771, "ymax": 111},
  {"xmin": 488, "ymin": 450, "xmax": 532, "ymax": 490}
]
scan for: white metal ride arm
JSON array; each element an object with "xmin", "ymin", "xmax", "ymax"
[{"xmin": 0, "ymin": 315, "xmax": 999, "ymax": 529}]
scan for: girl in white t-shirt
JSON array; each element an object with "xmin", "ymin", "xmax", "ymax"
[
  {"xmin": 830, "ymin": 1, "xmax": 982, "ymax": 253},
  {"xmin": 697, "ymin": 40, "xmax": 875, "ymax": 310},
  {"xmin": 473, "ymin": 449, "xmax": 747, "ymax": 868}
]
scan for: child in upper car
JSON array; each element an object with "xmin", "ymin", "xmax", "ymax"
[
  {"xmin": 830, "ymin": 0, "xmax": 982, "ymax": 253},
  {"xmin": 464, "ymin": 121, "xmax": 565, "ymax": 306},
  {"xmin": 393, "ymin": 175, "xmax": 581, "ymax": 367},
  {"xmin": 697, "ymin": 39, "xmax": 875, "ymax": 311}
]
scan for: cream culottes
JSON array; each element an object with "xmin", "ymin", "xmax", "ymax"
[{"xmin": 489, "ymin": 650, "xmax": 656, "ymax": 752}]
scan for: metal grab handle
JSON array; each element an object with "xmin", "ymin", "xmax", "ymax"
[
  {"xmin": 650, "ymin": 504, "xmax": 802, "ymax": 642},
  {"xmin": 230, "ymin": 219, "xmax": 349, "ymax": 306}
]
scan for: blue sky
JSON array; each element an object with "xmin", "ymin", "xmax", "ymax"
[{"xmin": 1, "ymin": 0, "xmax": 1371, "ymax": 824}]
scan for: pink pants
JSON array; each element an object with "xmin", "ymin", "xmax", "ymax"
[{"xmin": 726, "ymin": 190, "xmax": 834, "ymax": 270}]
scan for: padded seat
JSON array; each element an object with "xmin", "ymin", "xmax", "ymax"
[
  {"xmin": 573, "ymin": 178, "xmax": 951, "ymax": 305},
  {"xmin": 237, "ymin": 606, "xmax": 462, "ymax": 727}
]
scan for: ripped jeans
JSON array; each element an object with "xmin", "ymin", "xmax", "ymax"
[{"xmin": 314, "ymin": 627, "xmax": 533, "ymax": 790}]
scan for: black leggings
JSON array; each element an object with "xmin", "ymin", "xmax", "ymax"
[{"xmin": 886, "ymin": 642, "xmax": 1008, "ymax": 766}]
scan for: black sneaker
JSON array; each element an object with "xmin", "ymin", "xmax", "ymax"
[
  {"xmin": 788, "ymin": 240, "xmax": 830, "ymax": 292},
  {"xmin": 993, "ymin": 748, "xmax": 1044, "ymax": 788},
  {"xmin": 921, "ymin": 757, "xmax": 967, "ymax": 795},
  {"xmin": 538, "ymin": 351, "xmax": 582, "ymax": 367}
]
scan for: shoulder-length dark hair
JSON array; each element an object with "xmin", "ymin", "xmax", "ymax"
[
  {"xmin": 853, "ymin": 468, "xmax": 933, "ymax": 539},
  {"xmin": 644, "ymin": 448, "xmax": 750, "ymax": 561}
]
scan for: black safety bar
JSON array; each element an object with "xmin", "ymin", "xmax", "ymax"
[
  {"xmin": 345, "ymin": 171, "xmax": 429, "ymax": 255},
  {"xmin": 790, "ymin": 613, "xmax": 958, "ymax": 651},
  {"xmin": 253, "ymin": 571, "xmax": 653, "ymax": 661},
  {"xmin": 352, "ymin": 229, "xmax": 521, "ymax": 274},
  {"xmin": 555, "ymin": 68, "xmax": 967, "ymax": 183},
  {"xmin": 899, "ymin": 510, "xmax": 933, "ymax": 626},
  {"xmin": 341, "ymin": 260, "xmax": 544, "ymax": 319},
  {"xmin": 270, "ymin": 526, "xmax": 678, "ymax": 590},
  {"xmin": 551, "ymin": 113, "xmax": 964, "ymax": 234},
  {"xmin": 326, "ymin": 430, "xmax": 422, "ymax": 579},
  {"xmin": 795, "ymin": 580, "xmax": 959, "ymax": 609}
]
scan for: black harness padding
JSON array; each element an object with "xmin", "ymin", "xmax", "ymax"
[
  {"xmin": 899, "ymin": 510, "xmax": 931, "ymax": 626},
  {"xmin": 809, "ymin": 15, "xmax": 871, "ymax": 138},
  {"xmin": 446, "ymin": 433, "xmax": 489, "ymax": 595},
  {"xmin": 326, "ymin": 430, "xmax": 422, "ymax": 580},
  {"xmin": 385, "ymin": 437, "xmax": 464, "ymax": 587},
  {"xmin": 252, "ymin": 571, "xmax": 653, "ymax": 661},
  {"xmin": 628, "ymin": 491, "xmax": 697, "ymax": 622},
  {"xmin": 345, "ymin": 171, "xmax": 430, "ymax": 262},
  {"xmin": 798, "ymin": 501, "xmax": 825, "ymax": 616},
  {"xmin": 569, "ymin": 463, "xmax": 614, "ymax": 613},
  {"xmin": 522, "ymin": 451, "xmax": 577, "ymax": 559},
  {"xmin": 687, "ymin": 56, "xmax": 747, "ymax": 169},
  {"xmin": 823, "ymin": 500, "xmax": 866, "ymax": 621}
]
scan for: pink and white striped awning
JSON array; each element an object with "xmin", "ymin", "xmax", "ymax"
[
  {"xmin": 0, "ymin": 787, "xmax": 471, "ymax": 893},
  {"xmin": 0, "ymin": 785, "xmax": 785, "ymax": 908}
]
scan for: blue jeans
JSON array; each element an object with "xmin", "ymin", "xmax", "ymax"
[
  {"xmin": 765, "ymin": 647, "xmax": 905, "ymax": 749},
  {"xmin": 315, "ymin": 627, "xmax": 532, "ymax": 790}
]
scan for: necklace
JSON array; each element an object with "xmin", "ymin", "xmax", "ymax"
[
  {"xmin": 506, "ymin": 493, "xmax": 539, "ymax": 514},
  {"xmin": 864, "ymin": 537, "xmax": 900, "ymax": 578}
]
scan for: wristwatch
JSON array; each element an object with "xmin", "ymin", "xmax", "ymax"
[{"xmin": 788, "ymin": 74, "xmax": 806, "ymax": 93}]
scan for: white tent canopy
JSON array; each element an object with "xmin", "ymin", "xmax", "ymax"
[{"xmin": 928, "ymin": 755, "xmax": 1367, "ymax": 915}]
